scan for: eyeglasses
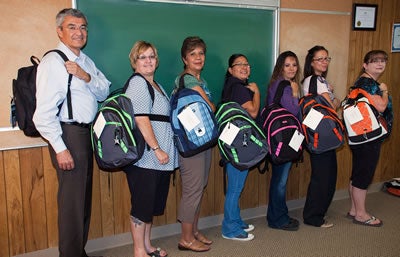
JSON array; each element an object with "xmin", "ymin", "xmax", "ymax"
[
  {"xmin": 232, "ymin": 63, "xmax": 251, "ymax": 68},
  {"xmin": 63, "ymin": 24, "xmax": 88, "ymax": 32},
  {"xmin": 137, "ymin": 55, "xmax": 156, "ymax": 61},
  {"xmin": 313, "ymin": 57, "xmax": 332, "ymax": 63},
  {"xmin": 369, "ymin": 58, "xmax": 387, "ymax": 64}
]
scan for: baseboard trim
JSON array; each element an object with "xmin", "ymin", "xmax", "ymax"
[{"xmin": 13, "ymin": 182, "xmax": 383, "ymax": 257}]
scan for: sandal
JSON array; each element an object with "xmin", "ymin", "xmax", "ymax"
[
  {"xmin": 353, "ymin": 216, "xmax": 383, "ymax": 227},
  {"xmin": 147, "ymin": 247, "xmax": 168, "ymax": 257},
  {"xmin": 178, "ymin": 239, "xmax": 210, "ymax": 252},
  {"xmin": 194, "ymin": 231, "xmax": 213, "ymax": 245}
]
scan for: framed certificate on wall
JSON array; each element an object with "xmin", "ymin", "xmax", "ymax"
[
  {"xmin": 352, "ymin": 4, "xmax": 378, "ymax": 31},
  {"xmin": 392, "ymin": 23, "xmax": 400, "ymax": 52}
]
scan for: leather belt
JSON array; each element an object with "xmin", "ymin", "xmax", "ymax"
[{"xmin": 60, "ymin": 121, "xmax": 91, "ymax": 128}]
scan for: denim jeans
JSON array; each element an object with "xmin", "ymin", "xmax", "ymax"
[
  {"xmin": 221, "ymin": 163, "xmax": 249, "ymax": 237},
  {"xmin": 267, "ymin": 162, "xmax": 292, "ymax": 228}
]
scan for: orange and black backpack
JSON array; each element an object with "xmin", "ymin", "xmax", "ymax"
[
  {"xmin": 342, "ymin": 88, "xmax": 388, "ymax": 145},
  {"xmin": 383, "ymin": 179, "xmax": 400, "ymax": 197},
  {"xmin": 299, "ymin": 76, "xmax": 344, "ymax": 154}
]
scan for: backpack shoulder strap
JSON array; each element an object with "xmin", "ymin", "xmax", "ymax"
[
  {"xmin": 123, "ymin": 73, "xmax": 169, "ymax": 122},
  {"xmin": 348, "ymin": 87, "xmax": 375, "ymax": 104},
  {"xmin": 308, "ymin": 75, "xmax": 319, "ymax": 95},
  {"xmin": 178, "ymin": 73, "xmax": 197, "ymax": 90},
  {"xmin": 123, "ymin": 73, "xmax": 155, "ymax": 106},
  {"xmin": 273, "ymin": 80, "xmax": 291, "ymax": 104},
  {"xmin": 43, "ymin": 49, "xmax": 73, "ymax": 119}
]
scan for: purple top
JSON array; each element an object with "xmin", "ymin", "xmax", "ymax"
[{"xmin": 267, "ymin": 77, "xmax": 299, "ymax": 116}]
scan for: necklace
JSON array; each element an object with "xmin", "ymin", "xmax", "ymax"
[{"xmin": 363, "ymin": 72, "xmax": 378, "ymax": 82}]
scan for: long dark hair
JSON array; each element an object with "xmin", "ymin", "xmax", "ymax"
[
  {"xmin": 302, "ymin": 45, "xmax": 329, "ymax": 82},
  {"xmin": 269, "ymin": 51, "xmax": 300, "ymax": 85}
]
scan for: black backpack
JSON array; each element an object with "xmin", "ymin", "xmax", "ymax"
[
  {"xmin": 259, "ymin": 80, "xmax": 304, "ymax": 164},
  {"xmin": 91, "ymin": 73, "xmax": 169, "ymax": 171},
  {"xmin": 216, "ymin": 101, "xmax": 268, "ymax": 171},
  {"xmin": 299, "ymin": 75, "xmax": 344, "ymax": 154},
  {"xmin": 12, "ymin": 50, "xmax": 72, "ymax": 137}
]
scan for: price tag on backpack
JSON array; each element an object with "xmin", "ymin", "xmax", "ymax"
[
  {"xmin": 219, "ymin": 122, "xmax": 240, "ymax": 146},
  {"xmin": 177, "ymin": 104, "xmax": 201, "ymax": 131},
  {"xmin": 93, "ymin": 112, "xmax": 106, "ymax": 137},
  {"xmin": 302, "ymin": 108, "xmax": 324, "ymax": 130},
  {"xmin": 289, "ymin": 130, "xmax": 304, "ymax": 152},
  {"xmin": 344, "ymin": 106, "xmax": 363, "ymax": 125}
]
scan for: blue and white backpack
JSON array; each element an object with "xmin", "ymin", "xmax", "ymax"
[{"xmin": 169, "ymin": 74, "xmax": 218, "ymax": 157}]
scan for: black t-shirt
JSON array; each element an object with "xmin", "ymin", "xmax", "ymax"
[{"xmin": 221, "ymin": 76, "xmax": 253, "ymax": 105}]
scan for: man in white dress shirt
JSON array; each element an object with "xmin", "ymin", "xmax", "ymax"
[{"xmin": 33, "ymin": 8, "xmax": 110, "ymax": 257}]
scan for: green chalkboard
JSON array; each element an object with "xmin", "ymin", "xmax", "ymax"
[{"xmin": 77, "ymin": 0, "xmax": 275, "ymax": 103}]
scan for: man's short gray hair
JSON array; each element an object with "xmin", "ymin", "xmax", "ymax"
[{"xmin": 56, "ymin": 8, "xmax": 88, "ymax": 27}]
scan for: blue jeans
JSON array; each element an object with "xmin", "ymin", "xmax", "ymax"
[
  {"xmin": 267, "ymin": 162, "xmax": 292, "ymax": 228},
  {"xmin": 222, "ymin": 163, "xmax": 249, "ymax": 237}
]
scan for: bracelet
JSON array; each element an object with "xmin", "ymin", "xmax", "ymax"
[{"xmin": 151, "ymin": 146, "xmax": 160, "ymax": 151}]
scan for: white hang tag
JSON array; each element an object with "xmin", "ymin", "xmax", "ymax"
[
  {"xmin": 93, "ymin": 112, "xmax": 106, "ymax": 138},
  {"xmin": 177, "ymin": 104, "xmax": 201, "ymax": 131},
  {"xmin": 219, "ymin": 122, "xmax": 240, "ymax": 146},
  {"xmin": 289, "ymin": 129, "xmax": 304, "ymax": 152},
  {"xmin": 344, "ymin": 105, "xmax": 363, "ymax": 125},
  {"xmin": 302, "ymin": 108, "xmax": 324, "ymax": 130}
]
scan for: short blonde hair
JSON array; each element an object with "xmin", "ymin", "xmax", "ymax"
[{"xmin": 128, "ymin": 41, "xmax": 159, "ymax": 70}]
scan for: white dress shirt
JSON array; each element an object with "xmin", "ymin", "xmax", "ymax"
[{"xmin": 33, "ymin": 42, "xmax": 110, "ymax": 153}]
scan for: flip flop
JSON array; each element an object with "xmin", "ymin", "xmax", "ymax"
[
  {"xmin": 147, "ymin": 247, "xmax": 168, "ymax": 257},
  {"xmin": 346, "ymin": 212, "xmax": 355, "ymax": 219},
  {"xmin": 353, "ymin": 216, "xmax": 383, "ymax": 227}
]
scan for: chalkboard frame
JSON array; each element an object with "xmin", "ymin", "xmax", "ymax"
[{"xmin": 75, "ymin": 0, "xmax": 278, "ymax": 104}]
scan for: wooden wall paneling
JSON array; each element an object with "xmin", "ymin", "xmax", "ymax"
[
  {"xmin": 287, "ymin": 162, "xmax": 300, "ymax": 199},
  {"xmin": 213, "ymin": 148, "xmax": 225, "ymax": 215},
  {"xmin": 199, "ymin": 147, "xmax": 219, "ymax": 218},
  {"xmin": 41, "ymin": 147, "xmax": 58, "ymax": 247},
  {"xmin": 153, "ymin": 214, "xmax": 164, "ymax": 227},
  {"xmin": 347, "ymin": 33, "xmax": 358, "ymax": 88},
  {"xmin": 336, "ymin": 147, "xmax": 352, "ymax": 190},
  {"xmin": 19, "ymin": 148, "xmax": 47, "ymax": 252},
  {"xmin": 286, "ymin": 164, "xmax": 300, "ymax": 200},
  {"xmin": 240, "ymin": 168, "xmax": 260, "ymax": 210},
  {"xmin": 297, "ymin": 152, "xmax": 311, "ymax": 198},
  {"xmin": 393, "ymin": 2, "xmax": 400, "ymax": 180},
  {"xmin": 257, "ymin": 169, "xmax": 268, "ymax": 206},
  {"xmin": 164, "ymin": 174, "xmax": 178, "ymax": 225},
  {"xmin": 112, "ymin": 172, "xmax": 130, "ymax": 234},
  {"xmin": 88, "ymin": 163, "xmax": 103, "ymax": 239},
  {"xmin": 99, "ymin": 171, "xmax": 115, "ymax": 237},
  {"xmin": 377, "ymin": 0, "xmax": 398, "ymax": 181},
  {"xmin": 175, "ymin": 169, "xmax": 183, "ymax": 219},
  {"xmin": 4, "ymin": 150, "xmax": 25, "ymax": 255},
  {"xmin": 0, "ymin": 152, "xmax": 10, "ymax": 257}
]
